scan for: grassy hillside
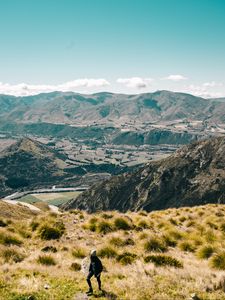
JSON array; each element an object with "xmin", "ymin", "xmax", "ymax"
[{"xmin": 1, "ymin": 204, "xmax": 225, "ymax": 299}]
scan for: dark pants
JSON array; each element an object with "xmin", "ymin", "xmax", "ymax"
[{"xmin": 87, "ymin": 271, "xmax": 101, "ymax": 291}]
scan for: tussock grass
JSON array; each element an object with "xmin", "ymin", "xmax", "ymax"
[
  {"xmin": 37, "ymin": 254, "xmax": 56, "ymax": 266},
  {"xmin": 97, "ymin": 220, "xmax": 113, "ymax": 234},
  {"xmin": 39, "ymin": 220, "xmax": 65, "ymax": 240},
  {"xmin": 70, "ymin": 262, "xmax": 81, "ymax": 271},
  {"xmin": 197, "ymin": 245, "xmax": 214, "ymax": 259},
  {"xmin": 72, "ymin": 248, "xmax": 86, "ymax": 258},
  {"xmin": 144, "ymin": 237, "xmax": 167, "ymax": 253},
  {"xmin": 41, "ymin": 246, "xmax": 57, "ymax": 253},
  {"xmin": 98, "ymin": 246, "xmax": 117, "ymax": 258},
  {"xmin": 0, "ymin": 231, "xmax": 22, "ymax": 246},
  {"xmin": 178, "ymin": 241, "xmax": 196, "ymax": 252},
  {"xmin": 1, "ymin": 247, "xmax": 25, "ymax": 263},
  {"xmin": 144, "ymin": 254, "xmax": 183, "ymax": 268},
  {"xmin": 2, "ymin": 204, "xmax": 225, "ymax": 299},
  {"xmin": 114, "ymin": 217, "xmax": 132, "ymax": 230},
  {"xmin": 0, "ymin": 219, "xmax": 7, "ymax": 227},
  {"xmin": 210, "ymin": 252, "xmax": 225, "ymax": 270},
  {"xmin": 116, "ymin": 252, "xmax": 137, "ymax": 265}
]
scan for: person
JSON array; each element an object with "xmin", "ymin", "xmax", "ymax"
[{"xmin": 86, "ymin": 249, "xmax": 103, "ymax": 294}]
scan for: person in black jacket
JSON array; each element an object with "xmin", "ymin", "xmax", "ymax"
[{"xmin": 86, "ymin": 249, "xmax": 103, "ymax": 294}]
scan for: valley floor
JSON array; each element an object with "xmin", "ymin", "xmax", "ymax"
[{"xmin": 1, "ymin": 203, "xmax": 225, "ymax": 299}]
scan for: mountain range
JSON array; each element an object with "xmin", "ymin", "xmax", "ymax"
[
  {"xmin": 0, "ymin": 90, "xmax": 225, "ymax": 126},
  {"xmin": 63, "ymin": 136, "xmax": 225, "ymax": 212}
]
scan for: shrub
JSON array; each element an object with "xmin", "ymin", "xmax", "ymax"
[
  {"xmin": 116, "ymin": 252, "xmax": 137, "ymax": 265},
  {"xmin": 70, "ymin": 262, "xmax": 81, "ymax": 271},
  {"xmin": 0, "ymin": 231, "xmax": 22, "ymax": 246},
  {"xmin": 210, "ymin": 252, "xmax": 225, "ymax": 270},
  {"xmin": 178, "ymin": 241, "xmax": 196, "ymax": 252},
  {"xmin": 1, "ymin": 248, "xmax": 25, "ymax": 263},
  {"xmin": 97, "ymin": 221, "xmax": 113, "ymax": 234},
  {"xmin": 37, "ymin": 254, "xmax": 56, "ymax": 266},
  {"xmin": 144, "ymin": 237, "xmax": 167, "ymax": 253},
  {"xmin": 41, "ymin": 246, "xmax": 57, "ymax": 253},
  {"xmin": 72, "ymin": 248, "xmax": 86, "ymax": 258},
  {"xmin": 144, "ymin": 255, "xmax": 183, "ymax": 268},
  {"xmin": 98, "ymin": 246, "xmax": 117, "ymax": 258},
  {"xmin": 39, "ymin": 221, "xmax": 65, "ymax": 240},
  {"xmin": 197, "ymin": 245, "xmax": 214, "ymax": 259},
  {"xmin": 0, "ymin": 219, "xmax": 7, "ymax": 227},
  {"xmin": 114, "ymin": 218, "xmax": 131, "ymax": 230}
]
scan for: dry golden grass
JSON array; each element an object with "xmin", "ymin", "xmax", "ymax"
[{"xmin": 1, "ymin": 204, "xmax": 225, "ymax": 299}]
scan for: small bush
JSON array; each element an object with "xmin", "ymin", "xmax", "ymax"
[
  {"xmin": 37, "ymin": 254, "xmax": 56, "ymax": 266},
  {"xmin": 178, "ymin": 241, "xmax": 196, "ymax": 252},
  {"xmin": 98, "ymin": 246, "xmax": 117, "ymax": 258},
  {"xmin": 114, "ymin": 218, "xmax": 131, "ymax": 230},
  {"xmin": 72, "ymin": 248, "xmax": 86, "ymax": 258},
  {"xmin": 116, "ymin": 252, "xmax": 137, "ymax": 265},
  {"xmin": 41, "ymin": 246, "xmax": 57, "ymax": 253},
  {"xmin": 1, "ymin": 248, "xmax": 25, "ymax": 263},
  {"xmin": 144, "ymin": 254, "xmax": 183, "ymax": 268},
  {"xmin": 39, "ymin": 222, "xmax": 65, "ymax": 240},
  {"xmin": 144, "ymin": 237, "xmax": 167, "ymax": 253},
  {"xmin": 97, "ymin": 221, "xmax": 113, "ymax": 234},
  {"xmin": 210, "ymin": 252, "xmax": 225, "ymax": 270},
  {"xmin": 70, "ymin": 262, "xmax": 81, "ymax": 271},
  {"xmin": 197, "ymin": 245, "xmax": 214, "ymax": 259},
  {"xmin": 0, "ymin": 231, "xmax": 22, "ymax": 246}
]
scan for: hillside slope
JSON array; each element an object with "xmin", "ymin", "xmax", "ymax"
[
  {"xmin": 0, "ymin": 138, "xmax": 68, "ymax": 196},
  {"xmin": 64, "ymin": 136, "xmax": 225, "ymax": 212}
]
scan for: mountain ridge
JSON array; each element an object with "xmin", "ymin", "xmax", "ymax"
[{"xmin": 63, "ymin": 136, "xmax": 225, "ymax": 212}]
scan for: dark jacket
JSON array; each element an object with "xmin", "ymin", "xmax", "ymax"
[{"xmin": 89, "ymin": 256, "xmax": 103, "ymax": 276}]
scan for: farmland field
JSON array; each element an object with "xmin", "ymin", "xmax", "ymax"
[{"xmin": 19, "ymin": 191, "xmax": 81, "ymax": 206}]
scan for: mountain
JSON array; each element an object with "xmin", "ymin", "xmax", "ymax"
[
  {"xmin": 1, "ymin": 90, "xmax": 225, "ymax": 125},
  {"xmin": 0, "ymin": 138, "xmax": 68, "ymax": 196},
  {"xmin": 63, "ymin": 136, "xmax": 225, "ymax": 212}
]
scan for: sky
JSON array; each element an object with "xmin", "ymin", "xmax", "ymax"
[{"xmin": 0, "ymin": 0, "xmax": 225, "ymax": 97}]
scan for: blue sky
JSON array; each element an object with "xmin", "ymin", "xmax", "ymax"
[{"xmin": 0, "ymin": 0, "xmax": 225, "ymax": 97}]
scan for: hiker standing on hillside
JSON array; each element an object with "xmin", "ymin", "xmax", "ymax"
[{"xmin": 86, "ymin": 249, "xmax": 103, "ymax": 294}]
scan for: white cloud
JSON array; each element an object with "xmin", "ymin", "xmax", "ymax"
[
  {"xmin": 0, "ymin": 79, "xmax": 110, "ymax": 96},
  {"xmin": 162, "ymin": 74, "xmax": 188, "ymax": 81},
  {"xmin": 117, "ymin": 77, "xmax": 153, "ymax": 89},
  {"xmin": 182, "ymin": 84, "xmax": 223, "ymax": 98},
  {"xmin": 203, "ymin": 81, "xmax": 223, "ymax": 88}
]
